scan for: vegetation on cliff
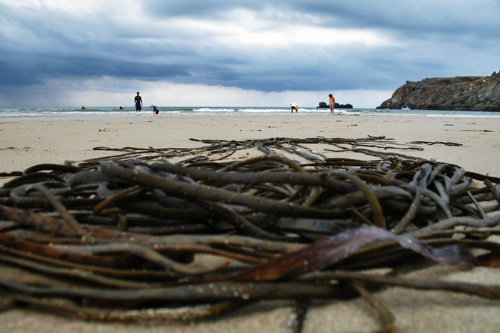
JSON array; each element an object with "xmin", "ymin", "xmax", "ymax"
[{"xmin": 377, "ymin": 71, "xmax": 500, "ymax": 111}]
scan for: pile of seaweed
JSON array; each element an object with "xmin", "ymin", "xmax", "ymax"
[{"xmin": 1, "ymin": 136, "xmax": 500, "ymax": 332}]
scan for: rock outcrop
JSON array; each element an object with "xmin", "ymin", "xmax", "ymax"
[
  {"xmin": 377, "ymin": 72, "xmax": 500, "ymax": 111},
  {"xmin": 317, "ymin": 102, "xmax": 353, "ymax": 109}
]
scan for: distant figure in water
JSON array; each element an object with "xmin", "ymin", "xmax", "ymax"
[
  {"xmin": 134, "ymin": 92, "xmax": 143, "ymax": 112},
  {"xmin": 153, "ymin": 106, "xmax": 159, "ymax": 114},
  {"xmin": 329, "ymin": 94, "xmax": 335, "ymax": 114},
  {"xmin": 119, "ymin": 106, "xmax": 123, "ymax": 110},
  {"xmin": 81, "ymin": 106, "xmax": 86, "ymax": 110},
  {"xmin": 290, "ymin": 103, "xmax": 298, "ymax": 113}
]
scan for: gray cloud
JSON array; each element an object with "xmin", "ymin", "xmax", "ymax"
[{"xmin": 0, "ymin": 0, "xmax": 499, "ymax": 107}]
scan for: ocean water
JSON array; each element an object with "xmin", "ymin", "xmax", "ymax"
[{"xmin": 0, "ymin": 106, "xmax": 499, "ymax": 118}]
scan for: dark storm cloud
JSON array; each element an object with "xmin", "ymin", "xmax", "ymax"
[
  {"xmin": 0, "ymin": 54, "xmax": 190, "ymax": 88},
  {"xmin": 0, "ymin": 0, "xmax": 499, "ymax": 106}
]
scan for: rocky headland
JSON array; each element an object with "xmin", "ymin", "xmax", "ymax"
[{"xmin": 377, "ymin": 71, "xmax": 500, "ymax": 111}]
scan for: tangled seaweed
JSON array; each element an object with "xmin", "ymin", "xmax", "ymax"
[{"xmin": 1, "ymin": 136, "xmax": 500, "ymax": 332}]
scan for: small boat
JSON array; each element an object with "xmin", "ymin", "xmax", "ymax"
[{"xmin": 401, "ymin": 107, "xmax": 410, "ymax": 110}]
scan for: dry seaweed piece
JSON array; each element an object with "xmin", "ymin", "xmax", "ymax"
[{"xmin": 225, "ymin": 227, "xmax": 476, "ymax": 282}]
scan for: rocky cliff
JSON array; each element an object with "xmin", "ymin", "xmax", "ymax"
[{"xmin": 377, "ymin": 72, "xmax": 500, "ymax": 111}]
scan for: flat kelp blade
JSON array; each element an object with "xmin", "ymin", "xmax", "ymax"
[{"xmin": 229, "ymin": 227, "xmax": 477, "ymax": 281}]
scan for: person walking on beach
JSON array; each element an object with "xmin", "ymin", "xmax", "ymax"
[
  {"xmin": 134, "ymin": 92, "xmax": 143, "ymax": 112},
  {"xmin": 290, "ymin": 102, "xmax": 298, "ymax": 113},
  {"xmin": 329, "ymin": 94, "xmax": 335, "ymax": 114}
]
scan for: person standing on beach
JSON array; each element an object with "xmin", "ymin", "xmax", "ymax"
[
  {"xmin": 134, "ymin": 92, "xmax": 143, "ymax": 112},
  {"xmin": 329, "ymin": 94, "xmax": 335, "ymax": 114},
  {"xmin": 290, "ymin": 102, "xmax": 298, "ymax": 113}
]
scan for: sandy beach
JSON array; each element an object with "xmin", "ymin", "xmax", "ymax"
[
  {"xmin": 2, "ymin": 113, "xmax": 499, "ymax": 177},
  {"xmin": 1, "ymin": 113, "xmax": 500, "ymax": 332}
]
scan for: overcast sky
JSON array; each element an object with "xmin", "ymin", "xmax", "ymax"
[{"xmin": 1, "ymin": 0, "xmax": 499, "ymax": 108}]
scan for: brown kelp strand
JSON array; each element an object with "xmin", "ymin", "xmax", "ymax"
[{"xmin": 1, "ymin": 136, "xmax": 500, "ymax": 332}]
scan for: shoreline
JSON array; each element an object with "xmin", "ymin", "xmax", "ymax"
[{"xmin": 2, "ymin": 107, "xmax": 500, "ymax": 120}]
